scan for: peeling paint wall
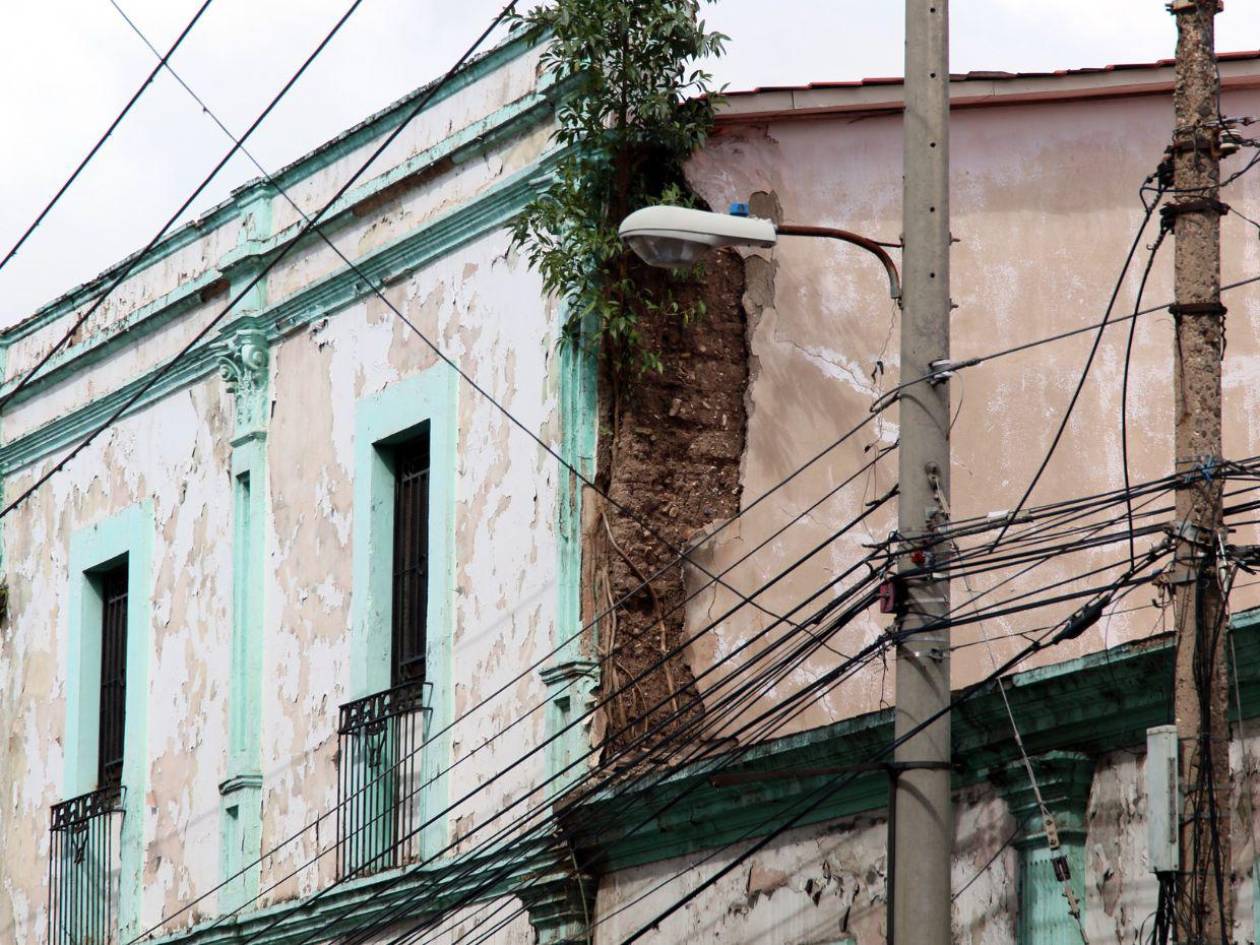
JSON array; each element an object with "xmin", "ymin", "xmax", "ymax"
[
  {"xmin": 0, "ymin": 34, "xmax": 562, "ymax": 945},
  {"xmin": 594, "ymin": 737, "xmax": 1260, "ymax": 945},
  {"xmin": 684, "ymin": 83, "xmax": 1260, "ymax": 733}
]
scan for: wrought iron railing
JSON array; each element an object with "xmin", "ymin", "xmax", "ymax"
[
  {"xmin": 48, "ymin": 786, "xmax": 125, "ymax": 945},
  {"xmin": 335, "ymin": 679, "xmax": 428, "ymax": 878}
]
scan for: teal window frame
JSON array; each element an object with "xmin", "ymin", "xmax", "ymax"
[
  {"xmin": 65, "ymin": 501, "xmax": 153, "ymax": 942},
  {"xmin": 219, "ymin": 432, "xmax": 267, "ymax": 913},
  {"xmin": 350, "ymin": 365, "xmax": 457, "ymax": 859}
]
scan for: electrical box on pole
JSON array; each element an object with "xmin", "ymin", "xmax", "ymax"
[{"xmin": 1145, "ymin": 725, "xmax": 1179, "ymax": 874}]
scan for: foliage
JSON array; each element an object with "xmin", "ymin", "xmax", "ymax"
[{"xmin": 509, "ymin": 0, "xmax": 726, "ymax": 371}]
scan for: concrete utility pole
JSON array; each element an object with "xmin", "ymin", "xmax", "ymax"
[
  {"xmin": 891, "ymin": 1, "xmax": 952, "ymax": 944},
  {"xmin": 1169, "ymin": 2, "xmax": 1232, "ymax": 942}
]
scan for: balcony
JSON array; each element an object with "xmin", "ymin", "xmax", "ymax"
[
  {"xmin": 336, "ymin": 679, "xmax": 429, "ymax": 878},
  {"xmin": 48, "ymin": 786, "xmax": 125, "ymax": 945}
]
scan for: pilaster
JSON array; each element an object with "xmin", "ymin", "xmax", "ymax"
[
  {"xmin": 533, "ymin": 312, "xmax": 600, "ymax": 944},
  {"xmin": 216, "ymin": 184, "xmax": 274, "ymax": 913},
  {"xmin": 992, "ymin": 751, "xmax": 1094, "ymax": 945}
]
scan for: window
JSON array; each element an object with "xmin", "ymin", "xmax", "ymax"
[
  {"xmin": 96, "ymin": 561, "xmax": 129, "ymax": 791},
  {"xmin": 390, "ymin": 430, "xmax": 430, "ymax": 688},
  {"xmin": 349, "ymin": 368, "xmax": 455, "ymax": 862}
]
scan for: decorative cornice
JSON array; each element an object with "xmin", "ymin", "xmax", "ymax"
[
  {"xmin": 0, "ymin": 27, "xmax": 546, "ymax": 347},
  {"xmin": 147, "ymin": 838, "xmax": 569, "ymax": 945},
  {"xmin": 568, "ymin": 610, "xmax": 1260, "ymax": 872},
  {"xmin": 0, "ymin": 153, "xmax": 561, "ymax": 475},
  {"xmin": 0, "ymin": 86, "xmax": 560, "ymax": 413},
  {"xmin": 539, "ymin": 660, "xmax": 601, "ymax": 687}
]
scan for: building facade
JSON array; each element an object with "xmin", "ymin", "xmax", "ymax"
[{"xmin": 3, "ymin": 29, "xmax": 1260, "ymax": 945}]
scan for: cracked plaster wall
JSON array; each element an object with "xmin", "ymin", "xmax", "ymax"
[
  {"xmin": 594, "ymin": 736, "xmax": 1260, "ymax": 945},
  {"xmin": 594, "ymin": 787, "xmax": 1020, "ymax": 945},
  {"xmin": 683, "ymin": 85, "xmax": 1260, "ymax": 734},
  {"xmin": 0, "ymin": 42, "xmax": 562, "ymax": 945}
]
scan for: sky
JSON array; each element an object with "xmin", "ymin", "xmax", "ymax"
[{"xmin": 0, "ymin": 0, "xmax": 1257, "ymax": 326}]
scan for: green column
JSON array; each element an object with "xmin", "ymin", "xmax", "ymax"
[
  {"xmin": 216, "ymin": 324, "xmax": 269, "ymax": 913},
  {"xmin": 216, "ymin": 183, "xmax": 274, "ymax": 913},
  {"xmin": 993, "ymin": 752, "xmax": 1094, "ymax": 945}
]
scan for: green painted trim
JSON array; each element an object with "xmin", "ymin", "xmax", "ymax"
[
  {"xmin": 0, "ymin": 270, "xmax": 223, "ymax": 405},
  {"xmin": 553, "ymin": 328, "xmax": 597, "ymax": 665},
  {"xmin": 351, "ymin": 364, "xmax": 458, "ymax": 856},
  {"xmin": 1018, "ymin": 842, "xmax": 1086, "ymax": 945},
  {"xmin": 227, "ymin": 443, "xmax": 265, "ymax": 768},
  {"xmin": 0, "ymin": 27, "xmax": 546, "ymax": 346},
  {"xmin": 0, "ymin": 151, "xmax": 561, "ymax": 475},
  {"xmin": 219, "ymin": 433, "xmax": 267, "ymax": 912},
  {"xmin": 543, "ymin": 321, "xmax": 600, "ymax": 800},
  {"xmin": 65, "ymin": 501, "xmax": 154, "ymax": 942},
  {"xmin": 0, "ymin": 88, "xmax": 559, "ymax": 410},
  {"xmin": 146, "ymin": 839, "xmax": 564, "ymax": 945},
  {"xmin": 570, "ymin": 610, "xmax": 1260, "ymax": 872}
]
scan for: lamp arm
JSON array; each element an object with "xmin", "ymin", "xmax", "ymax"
[{"xmin": 776, "ymin": 223, "xmax": 903, "ymax": 300}]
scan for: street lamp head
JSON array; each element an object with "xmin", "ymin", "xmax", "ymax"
[{"xmin": 617, "ymin": 205, "xmax": 777, "ymax": 269}]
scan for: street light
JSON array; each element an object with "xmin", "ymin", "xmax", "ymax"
[{"xmin": 618, "ymin": 203, "xmax": 901, "ymax": 299}]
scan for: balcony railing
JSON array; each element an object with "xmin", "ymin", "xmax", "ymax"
[
  {"xmin": 48, "ymin": 786, "xmax": 125, "ymax": 945},
  {"xmin": 336, "ymin": 679, "xmax": 429, "ymax": 878}
]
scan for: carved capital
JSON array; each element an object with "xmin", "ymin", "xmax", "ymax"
[
  {"xmin": 989, "ymin": 750, "xmax": 1094, "ymax": 846},
  {"xmin": 218, "ymin": 328, "xmax": 270, "ymax": 432},
  {"xmin": 218, "ymin": 329, "xmax": 268, "ymax": 392}
]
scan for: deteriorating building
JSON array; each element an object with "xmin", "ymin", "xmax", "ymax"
[{"xmin": 4, "ymin": 26, "xmax": 1260, "ymax": 945}]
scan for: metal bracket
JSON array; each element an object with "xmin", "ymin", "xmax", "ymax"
[
  {"xmin": 1160, "ymin": 566, "xmax": 1200, "ymax": 586},
  {"xmin": 1166, "ymin": 518, "xmax": 1214, "ymax": 546},
  {"xmin": 1168, "ymin": 301, "xmax": 1228, "ymax": 318}
]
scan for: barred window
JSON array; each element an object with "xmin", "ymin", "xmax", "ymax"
[
  {"xmin": 97, "ymin": 563, "xmax": 128, "ymax": 790},
  {"xmin": 390, "ymin": 431, "xmax": 430, "ymax": 687}
]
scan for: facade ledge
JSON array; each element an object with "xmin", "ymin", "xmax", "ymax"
[{"xmin": 568, "ymin": 608, "xmax": 1260, "ymax": 872}]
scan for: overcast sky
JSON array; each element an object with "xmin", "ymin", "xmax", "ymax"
[{"xmin": 1, "ymin": 0, "xmax": 1257, "ymax": 326}]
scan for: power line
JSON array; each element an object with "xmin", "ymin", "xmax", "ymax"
[
  {"xmin": 605, "ymin": 548, "xmax": 1173, "ymax": 945},
  {"xmin": 286, "ymin": 511, "xmax": 1187, "ymax": 945},
  {"xmin": 1121, "ymin": 216, "xmax": 1171, "ymax": 565},
  {"xmin": 227, "ymin": 557, "xmax": 894, "ymax": 945},
  {"xmin": 123, "ymin": 437, "xmax": 894, "ymax": 942},
  {"xmin": 987, "ymin": 183, "xmax": 1164, "ymax": 550},
  {"xmin": 251, "ymin": 469, "xmax": 1202, "ymax": 945},
  {"xmin": 326, "ymin": 569, "xmax": 907, "ymax": 945},
  {"xmin": 0, "ymin": 0, "xmax": 370, "ymax": 415},
  {"xmin": 0, "ymin": 0, "xmax": 216, "ymax": 275},
  {"xmin": 419, "ymin": 550, "xmax": 1174, "ymax": 945}
]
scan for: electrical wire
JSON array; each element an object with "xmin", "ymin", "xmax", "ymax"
[
  {"xmin": 604, "ymin": 547, "xmax": 1173, "ymax": 945},
  {"xmin": 231, "ymin": 560, "xmax": 894, "ymax": 945},
  {"xmin": 988, "ymin": 184, "xmax": 1165, "ymax": 551},
  {"xmin": 1121, "ymin": 221, "xmax": 1171, "ymax": 565},
  {"xmin": 146, "ymin": 483, "xmax": 897, "ymax": 945},
  {"xmin": 291, "ymin": 529, "xmax": 1180, "ymax": 945},
  {"xmin": 0, "ymin": 0, "xmax": 370, "ymax": 415},
  {"xmin": 0, "ymin": 0, "xmax": 216, "ymax": 275},
  {"xmin": 122, "ymin": 445, "xmax": 895, "ymax": 943}
]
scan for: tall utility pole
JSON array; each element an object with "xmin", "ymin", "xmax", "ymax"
[
  {"xmin": 1169, "ymin": 2, "xmax": 1232, "ymax": 943},
  {"xmin": 892, "ymin": 2, "xmax": 952, "ymax": 945}
]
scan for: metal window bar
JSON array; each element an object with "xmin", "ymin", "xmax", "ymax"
[
  {"xmin": 335, "ymin": 680, "xmax": 429, "ymax": 878},
  {"xmin": 97, "ymin": 566, "xmax": 128, "ymax": 791},
  {"xmin": 48, "ymin": 786, "xmax": 125, "ymax": 945},
  {"xmin": 391, "ymin": 432, "xmax": 430, "ymax": 688}
]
